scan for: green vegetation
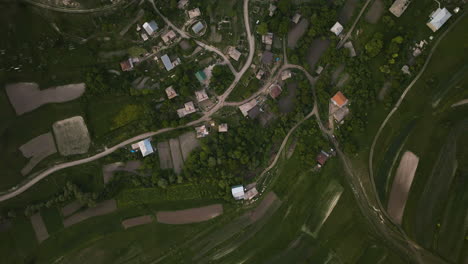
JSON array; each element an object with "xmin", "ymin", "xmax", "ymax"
[{"xmin": 210, "ymin": 65, "xmax": 235, "ymax": 94}]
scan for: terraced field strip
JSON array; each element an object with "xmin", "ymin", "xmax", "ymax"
[
  {"xmin": 63, "ymin": 200, "xmax": 117, "ymax": 227},
  {"xmin": 169, "ymin": 138, "xmax": 184, "ymax": 174},
  {"xmin": 61, "ymin": 200, "xmax": 83, "ymax": 217},
  {"xmin": 121, "ymin": 215, "xmax": 154, "ymax": 229},
  {"xmin": 157, "ymin": 141, "xmax": 173, "ymax": 169},
  {"xmin": 156, "ymin": 204, "xmax": 223, "ymax": 224},
  {"xmin": 30, "ymin": 213, "xmax": 49, "ymax": 243}
]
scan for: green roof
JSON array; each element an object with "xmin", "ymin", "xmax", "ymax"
[{"xmin": 195, "ymin": 71, "xmax": 207, "ymax": 82}]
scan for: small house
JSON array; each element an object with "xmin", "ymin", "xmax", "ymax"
[
  {"xmin": 120, "ymin": 59, "xmax": 134, "ymax": 72},
  {"xmin": 227, "ymin": 46, "xmax": 241, "ymax": 61},
  {"xmin": 268, "ymin": 4, "xmax": 277, "ymax": 16},
  {"xmin": 316, "ymin": 150, "xmax": 330, "ymax": 167},
  {"xmin": 218, "ymin": 123, "xmax": 228, "ymax": 132},
  {"xmin": 389, "ymin": 0, "xmax": 410, "ymax": 18},
  {"xmin": 141, "ymin": 33, "xmax": 149, "ymax": 41},
  {"xmin": 262, "ymin": 33, "xmax": 273, "ymax": 45},
  {"xmin": 133, "ymin": 139, "xmax": 154, "ymax": 157},
  {"xmin": 256, "ymin": 69, "xmax": 265, "ymax": 80},
  {"xmin": 165, "ymin": 86, "xmax": 178, "ymax": 99},
  {"xmin": 177, "ymin": 101, "xmax": 196, "ymax": 118},
  {"xmin": 195, "ymin": 125, "xmax": 209, "ymax": 138},
  {"xmin": 281, "ymin": 70, "xmax": 292, "ymax": 81},
  {"xmin": 231, "ymin": 185, "xmax": 245, "ymax": 200},
  {"xmin": 192, "ymin": 21, "xmax": 204, "ymax": 34},
  {"xmin": 269, "ymin": 84, "xmax": 282, "ymax": 99},
  {"xmin": 161, "ymin": 30, "xmax": 177, "ymax": 44},
  {"xmin": 426, "ymin": 8, "xmax": 452, "ymax": 32},
  {"xmin": 292, "ymin": 13, "xmax": 301, "ymax": 24},
  {"xmin": 331, "ymin": 91, "xmax": 349, "ymax": 107},
  {"xmin": 244, "ymin": 187, "xmax": 259, "ymax": 200},
  {"xmin": 178, "ymin": 0, "xmax": 188, "ymax": 9},
  {"xmin": 195, "ymin": 90, "xmax": 209, "ymax": 102},
  {"xmin": 161, "ymin": 54, "xmax": 180, "ymax": 71},
  {"xmin": 330, "ymin": 22, "xmax": 344, "ymax": 36},
  {"xmin": 188, "ymin": 8, "xmax": 201, "ymax": 19},
  {"xmin": 239, "ymin": 99, "xmax": 258, "ymax": 117},
  {"xmin": 142, "ymin": 21, "xmax": 158, "ymax": 35}
]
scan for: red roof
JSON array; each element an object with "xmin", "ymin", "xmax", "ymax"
[
  {"xmin": 316, "ymin": 153, "xmax": 329, "ymax": 165},
  {"xmin": 331, "ymin": 91, "xmax": 348, "ymax": 107}
]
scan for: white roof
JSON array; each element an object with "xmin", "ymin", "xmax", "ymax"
[
  {"xmin": 292, "ymin": 13, "xmax": 301, "ymax": 24},
  {"xmin": 228, "ymin": 47, "xmax": 241, "ymax": 61},
  {"xmin": 427, "ymin": 8, "xmax": 452, "ymax": 32},
  {"xmin": 161, "ymin": 54, "xmax": 174, "ymax": 71},
  {"xmin": 231, "ymin": 185, "xmax": 245, "ymax": 200},
  {"xmin": 330, "ymin": 22, "xmax": 344, "ymax": 36},
  {"xmin": 142, "ymin": 21, "xmax": 158, "ymax": 35},
  {"xmin": 138, "ymin": 139, "xmax": 154, "ymax": 157}
]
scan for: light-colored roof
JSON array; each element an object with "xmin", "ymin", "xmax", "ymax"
[
  {"xmin": 218, "ymin": 123, "xmax": 228, "ymax": 132},
  {"xmin": 142, "ymin": 21, "xmax": 158, "ymax": 35},
  {"xmin": 177, "ymin": 101, "xmax": 196, "ymax": 118},
  {"xmin": 192, "ymin": 21, "xmax": 204, "ymax": 34},
  {"xmin": 165, "ymin": 86, "xmax": 178, "ymax": 99},
  {"xmin": 141, "ymin": 33, "xmax": 149, "ymax": 41},
  {"xmin": 177, "ymin": 0, "xmax": 188, "ymax": 9},
  {"xmin": 331, "ymin": 91, "xmax": 348, "ymax": 107},
  {"xmin": 161, "ymin": 30, "xmax": 177, "ymax": 43},
  {"xmin": 281, "ymin": 70, "xmax": 291, "ymax": 80},
  {"xmin": 256, "ymin": 69, "xmax": 265, "ymax": 80},
  {"xmin": 292, "ymin": 13, "xmax": 301, "ymax": 24},
  {"xmin": 231, "ymin": 185, "xmax": 245, "ymax": 200},
  {"xmin": 161, "ymin": 54, "xmax": 174, "ymax": 71},
  {"xmin": 268, "ymin": 4, "xmax": 277, "ymax": 16},
  {"xmin": 138, "ymin": 139, "xmax": 154, "ymax": 157},
  {"xmin": 188, "ymin": 8, "xmax": 201, "ymax": 18},
  {"xmin": 244, "ymin": 187, "xmax": 258, "ymax": 200},
  {"xmin": 195, "ymin": 90, "xmax": 209, "ymax": 102},
  {"xmin": 330, "ymin": 22, "xmax": 344, "ymax": 36},
  {"xmin": 262, "ymin": 33, "xmax": 273, "ymax": 45},
  {"xmin": 228, "ymin": 47, "xmax": 241, "ymax": 61},
  {"xmin": 195, "ymin": 125, "xmax": 209, "ymax": 138},
  {"xmin": 239, "ymin": 99, "xmax": 258, "ymax": 117},
  {"xmin": 316, "ymin": 66, "xmax": 324, "ymax": 75},
  {"xmin": 389, "ymin": 0, "xmax": 410, "ymax": 17},
  {"xmin": 427, "ymin": 8, "xmax": 452, "ymax": 32}
]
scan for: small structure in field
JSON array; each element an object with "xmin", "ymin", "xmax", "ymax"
[
  {"xmin": 188, "ymin": 8, "xmax": 201, "ymax": 19},
  {"xmin": 244, "ymin": 187, "xmax": 259, "ymax": 200},
  {"xmin": 231, "ymin": 185, "xmax": 245, "ymax": 200},
  {"xmin": 192, "ymin": 21, "xmax": 205, "ymax": 34},
  {"xmin": 316, "ymin": 150, "xmax": 331, "ymax": 168},
  {"xmin": 401, "ymin": 65, "xmax": 411, "ymax": 75},
  {"xmin": 120, "ymin": 59, "xmax": 134, "ymax": 71},
  {"xmin": 218, "ymin": 123, "xmax": 228, "ymax": 132},
  {"xmin": 142, "ymin": 21, "xmax": 159, "ymax": 35},
  {"xmin": 227, "ymin": 46, "xmax": 241, "ymax": 61},
  {"xmin": 426, "ymin": 8, "xmax": 452, "ymax": 32},
  {"xmin": 177, "ymin": 101, "xmax": 196, "ymax": 117},
  {"xmin": 281, "ymin": 70, "xmax": 292, "ymax": 81},
  {"xmin": 195, "ymin": 89, "xmax": 209, "ymax": 102},
  {"xmin": 239, "ymin": 99, "xmax": 258, "ymax": 117},
  {"xmin": 141, "ymin": 33, "xmax": 149, "ymax": 41},
  {"xmin": 161, "ymin": 30, "xmax": 177, "ymax": 44},
  {"xmin": 389, "ymin": 0, "xmax": 410, "ymax": 17},
  {"xmin": 330, "ymin": 22, "xmax": 344, "ymax": 36},
  {"xmin": 165, "ymin": 86, "xmax": 178, "ymax": 99},
  {"xmin": 262, "ymin": 33, "xmax": 273, "ymax": 45},
  {"xmin": 195, "ymin": 70, "xmax": 207, "ymax": 83},
  {"xmin": 292, "ymin": 13, "xmax": 302, "ymax": 24},
  {"xmin": 161, "ymin": 54, "xmax": 181, "ymax": 71},
  {"xmin": 195, "ymin": 125, "xmax": 209, "ymax": 138},
  {"xmin": 132, "ymin": 139, "xmax": 154, "ymax": 157},
  {"xmin": 256, "ymin": 69, "xmax": 265, "ymax": 80},
  {"xmin": 269, "ymin": 84, "xmax": 282, "ymax": 99}
]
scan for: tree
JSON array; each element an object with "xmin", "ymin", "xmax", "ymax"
[
  {"xmin": 157, "ymin": 178, "xmax": 168, "ymax": 189},
  {"xmin": 257, "ymin": 22, "xmax": 268, "ymax": 35},
  {"xmin": 365, "ymin": 33, "xmax": 383, "ymax": 57}
]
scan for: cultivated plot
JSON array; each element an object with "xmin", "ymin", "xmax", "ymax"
[
  {"xmin": 63, "ymin": 200, "xmax": 117, "ymax": 227},
  {"xmin": 287, "ymin": 19, "xmax": 309, "ymax": 48},
  {"xmin": 169, "ymin": 138, "xmax": 184, "ymax": 174},
  {"xmin": 121, "ymin": 215, "xmax": 154, "ymax": 229},
  {"xmin": 30, "ymin": 213, "xmax": 49, "ymax": 243},
  {"xmin": 52, "ymin": 116, "xmax": 91, "ymax": 156},
  {"xmin": 179, "ymin": 132, "xmax": 200, "ymax": 161},
  {"xmin": 157, "ymin": 141, "xmax": 173, "ymax": 169},
  {"xmin": 156, "ymin": 204, "xmax": 223, "ymax": 225},
  {"xmin": 61, "ymin": 200, "xmax": 83, "ymax": 218},
  {"xmin": 19, "ymin": 132, "xmax": 57, "ymax": 175}
]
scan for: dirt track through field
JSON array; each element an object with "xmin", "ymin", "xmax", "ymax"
[
  {"xmin": 156, "ymin": 204, "xmax": 223, "ymax": 224},
  {"xmin": 122, "ymin": 215, "xmax": 153, "ymax": 229},
  {"xmin": 19, "ymin": 132, "xmax": 57, "ymax": 176},
  {"xmin": 387, "ymin": 151, "xmax": 419, "ymax": 225},
  {"xmin": 30, "ymin": 213, "xmax": 49, "ymax": 243},
  {"xmin": 63, "ymin": 200, "xmax": 116, "ymax": 227}
]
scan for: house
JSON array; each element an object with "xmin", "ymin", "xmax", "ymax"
[
  {"xmin": 142, "ymin": 21, "xmax": 158, "ymax": 35},
  {"xmin": 401, "ymin": 65, "xmax": 411, "ymax": 75},
  {"xmin": 227, "ymin": 46, "xmax": 241, "ymax": 61},
  {"xmin": 281, "ymin": 70, "xmax": 292, "ymax": 81},
  {"xmin": 218, "ymin": 123, "xmax": 228, "ymax": 132},
  {"xmin": 133, "ymin": 139, "xmax": 154, "ymax": 157},
  {"xmin": 165, "ymin": 86, "xmax": 178, "ymax": 99},
  {"xmin": 192, "ymin": 21, "xmax": 204, "ymax": 34},
  {"xmin": 195, "ymin": 89, "xmax": 209, "ymax": 102},
  {"xmin": 269, "ymin": 84, "xmax": 282, "ymax": 99},
  {"xmin": 256, "ymin": 69, "xmax": 265, "ymax": 80},
  {"xmin": 195, "ymin": 125, "xmax": 209, "ymax": 138},
  {"xmin": 426, "ymin": 8, "xmax": 452, "ymax": 32},
  {"xmin": 316, "ymin": 150, "xmax": 331, "ymax": 167},
  {"xmin": 330, "ymin": 91, "xmax": 350, "ymax": 123},
  {"xmin": 141, "ymin": 33, "xmax": 149, "ymax": 41},
  {"xmin": 316, "ymin": 66, "xmax": 324, "ymax": 75},
  {"xmin": 239, "ymin": 99, "xmax": 258, "ymax": 117},
  {"xmin": 268, "ymin": 4, "xmax": 277, "ymax": 16},
  {"xmin": 330, "ymin": 22, "xmax": 344, "ymax": 36},
  {"xmin": 120, "ymin": 59, "xmax": 134, "ymax": 71},
  {"xmin": 262, "ymin": 33, "xmax": 273, "ymax": 45},
  {"xmin": 231, "ymin": 185, "xmax": 245, "ymax": 200},
  {"xmin": 244, "ymin": 187, "xmax": 259, "ymax": 200},
  {"xmin": 178, "ymin": 0, "xmax": 188, "ymax": 9},
  {"xmin": 331, "ymin": 91, "xmax": 349, "ymax": 107},
  {"xmin": 160, "ymin": 54, "xmax": 180, "ymax": 71},
  {"xmin": 292, "ymin": 13, "xmax": 301, "ymax": 24},
  {"xmin": 261, "ymin": 51, "xmax": 274, "ymax": 65},
  {"xmin": 161, "ymin": 30, "xmax": 177, "ymax": 44},
  {"xmin": 188, "ymin": 8, "xmax": 201, "ymax": 19},
  {"xmin": 195, "ymin": 70, "xmax": 207, "ymax": 82},
  {"xmin": 389, "ymin": 0, "xmax": 410, "ymax": 18},
  {"xmin": 177, "ymin": 101, "xmax": 196, "ymax": 117}
]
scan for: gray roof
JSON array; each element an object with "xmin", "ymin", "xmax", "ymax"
[
  {"xmin": 192, "ymin": 21, "xmax": 204, "ymax": 34},
  {"xmin": 427, "ymin": 8, "xmax": 452, "ymax": 32},
  {"xmin": 161, "ymin": 54, "xmax": 174, "ymax": 71}
]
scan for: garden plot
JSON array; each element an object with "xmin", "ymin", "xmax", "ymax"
[
  {"xmin": 63, "ymin": 200, "xmax": 117, "ymax": 227},
  {"xmin": 102, "ymin": 161, "xmax": 142, "ymax": 184},
  {"xmin": 279, "ymin": 82, "xmax": 297, "ymax": 113},
  {"xmin": 169, "ymin": 138, "xmax": 184, "ymax": 174},
  {"xmin": 19, "ymin": 132, "xmax": 57, "ymax": 176},
  {"xmin": 5, "ymin": 82, "xmax": 85, "ymax": 115},
  {"xmin": 307, "ymin": 39, "xmax": 330, "ymax": 71},
  {"xmin": 121, "ymin": 215, "xmax": 153, "ymax": 229},
  {"xmin": 61, "ymin": 200, "xmax": 83, "ymax": 217},
  {"xmin": 387, "ymin": 151, "xmax": 419, "ymax": 225},
  {"xmin": 365, "ymin": 0, "xmax": 384, "ymax": 24},
  {"xmin": 30, "ymin": 213, "xmax": 49, "ymax": 243},
  {"xmin": 52, "ymin": 116, "xmax": 91, "ymax": 156},
  {"xmin": 287, "ymin": 19, "xmax": 309, "ymax": 48},
  {"xmin": 156, "ymin": 204, "xmax": 223, "ymax": 224},
  {"xmin": 157, "ymin": 141, "xmax": 173, "ymax": 169},
  {"xmin": 338, "ymin": 0, "xmax": 358, "ymax": 24},
  {"xmin": 179, "ymin": 132, "xmax": 200, "ymax": 161}
]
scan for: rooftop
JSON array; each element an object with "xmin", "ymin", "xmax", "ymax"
[
  {"xmin": 292, "ymin": 13, "xmax": 301, "ymax": 24},
  {"xmin": 188, "ymin": 8, "xmax": 201, "ymax": 19},
  {"xmin": 138, "ymin": 139, "xmax": 154, "ymax": 157},
  {"xmin": 262, "ymin": 33, "xmax": 273, "ymax": 45},
  {"xmin": 389, "ymin": 0, "xmax": 410, "ymax": 17},
  {"xmin": 161, "ymin": 30, "xmax": 177, "ymax": 44},
  {"xmin": 195, "ymin": 89, "xmax": 209, "ymax": 102},
  {"xmin": 142, "ymin": 21, "xmax": 158, "ymax": 35},
  {"xmin": 239, "ymin": 99, "xmax": 258, "ymax": 117},
  {"xmin": 231, "ymin": 185, "xmax": 245, "ymax": 200},
  {"xmin": 331, "ymin": 91, "xmax": 348, "ymax": 107},
  {"xmin": 228, "ymin": 46, "xmax": 241, "ymax": 61},
  {"xmin": 244, "ymin": 187, "xmax": 259, "ymax": 200},
  {"xmin": 281, "ymin": 70, "xmax": 292, "ymax": 80},
  {"xmin": 165, "ymin": 86, "xmax": 178, "ymax": 99},
  {"xmin": 192, "ymin": 21, "xmax": 204, "ymax": 34},
  {"xmin": 269, "ymin": 84, "xmax": 282, "ymax": 99},
  {"xmin": 195, "ymin": 125, "xmax": 209, "ymax": 138},
  {"xmin": 256, "ymin": 69, "xmax": 265, "ymax": 80},
  {"xmin": 177, "ymin": 101, "xmax": 196, "ymax": 117},
  {"xmin": 333, "ymin": 106, "xmax": 350, "ymax": 123},
  {"xmin": 330, "ymin": 22, "xmax": 344, "ymax": 36},
  {"xmin": 161, "ymin": 54, "xmax": 174, "ymax": 71},
  {"xmin": 427, "ymin": 8, "xmax": 452, "ymax": 32},
  {"xmin": 218, "ymin": 123, "xmax": 228, "ymax": 132},
  {"xmin": 120, "ymin": 59, "xmax": 134, "ymax": 72}
]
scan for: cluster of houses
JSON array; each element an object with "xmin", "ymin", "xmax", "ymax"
[{"xmin": 195, "ymin": 121, "xmax": 228, "ymax": 139}]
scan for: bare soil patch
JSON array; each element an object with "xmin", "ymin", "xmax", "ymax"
[
  {"xmin": 61, "ymin": 200, "xmax": 83, "ymax": 217},
  {"xmin": 30, "ymin": 213, "xmax": 49, "ymax": 243},
  {"xmin": 52, "ymin": 116, "xmax": 91, "ymax": 156},
  {"xmin": 247, "ymin": 192, "xmax": 278, "ymax": 223},
  {"xmin": 378, "ymin": 81, "xmax": 391, "ymax": 101},
  {"xmin": 279, "ymin": 82, "xmax": 297, "ymax": 113},
  {"xmin": 157, "ymin": 141, "xmax": 173, "ymax": 169},
  {"xmin": 63, "ymin": 200, "xmax": 117, "ymax": 227},
  {"xmin": 122, "ymin": 215, "xmax": 153, "ymax": 229},
  {"xmin": 287, "ymin": 19, "xmax": 309, "ymax": 49},
  {"xmin": 307, "ymin": 39, "xmax": 330, "ymax": 71},
  {"xmin": 156, "ymin": 204, "xmax": 223, "ymax": 224},
  {"xmin": 19, "ymin": 132, "xmax": 57, "ymax": 176},
  {"xmin": 365, "ymin": 0, "xmax": 384, "ymax": 24},
  {"xmin": 5, "ymin": 82, "xmax": 85, "ymax": 115},
  {"xmin": 169, "ymin": 138, "xmax": 184, "ymax": 174},
  {"xmin": 387, "ymin": 151, "xmax": 419, "ymax": 225},
  {"xmin": 179, "ymin": 40, "xmax": 192, "ymax": 50},
  {"xmin": 102, "ymin": 161, "xmax": 142, "ymax": 184},
  {"xmin": 179, "ymin": 132, "xmax": 200, "ymax": 161}
]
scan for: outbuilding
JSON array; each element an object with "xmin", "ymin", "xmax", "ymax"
[
  {"xmin": 142, "ymin": 21, "xmax": 159, "ymax": 35},
  {"xmin": 231, "ymin": 185, "xmax": 245, "ymax": 200}
]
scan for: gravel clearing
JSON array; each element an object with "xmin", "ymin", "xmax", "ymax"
[
  {"xmin": 387, "ymin": 151, "xmax": 419, "ymax": 225},
  {"xmin": 19, "ymin": 132, "xmax": 57, "ymax": 176},
  {"xmin": 63, "ymin": 200, "xmax": 117, "ymax": 227},
  {"xmin": 30, "ymin": 213, "xmax": 49, "ymax": 243},
  {"xmin": 52, "ymin": 116, "xmax": 91, "ymax": 156},
  {"xmin": 122, "ymin": 215, "xmax": 153, "ymax": 229},
  {"xmin": 5, "ymin": 82, "xmax": 85, "ymax": 115},
  {"xmin": 156, "ymin": 204, "xmax": 223, "ymax": 224},
  {"xmin": 157, "ymin": 141, "xmax": 173, "ymax": 169}
]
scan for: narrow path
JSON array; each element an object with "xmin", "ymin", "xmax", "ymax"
[
  {"xmin": 337, "ymin": 0, "xmax": 374, "ymax": 48},
  {"xmin": 24, "ymin": 0, "xmax": 138, "ymax": 13}
]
